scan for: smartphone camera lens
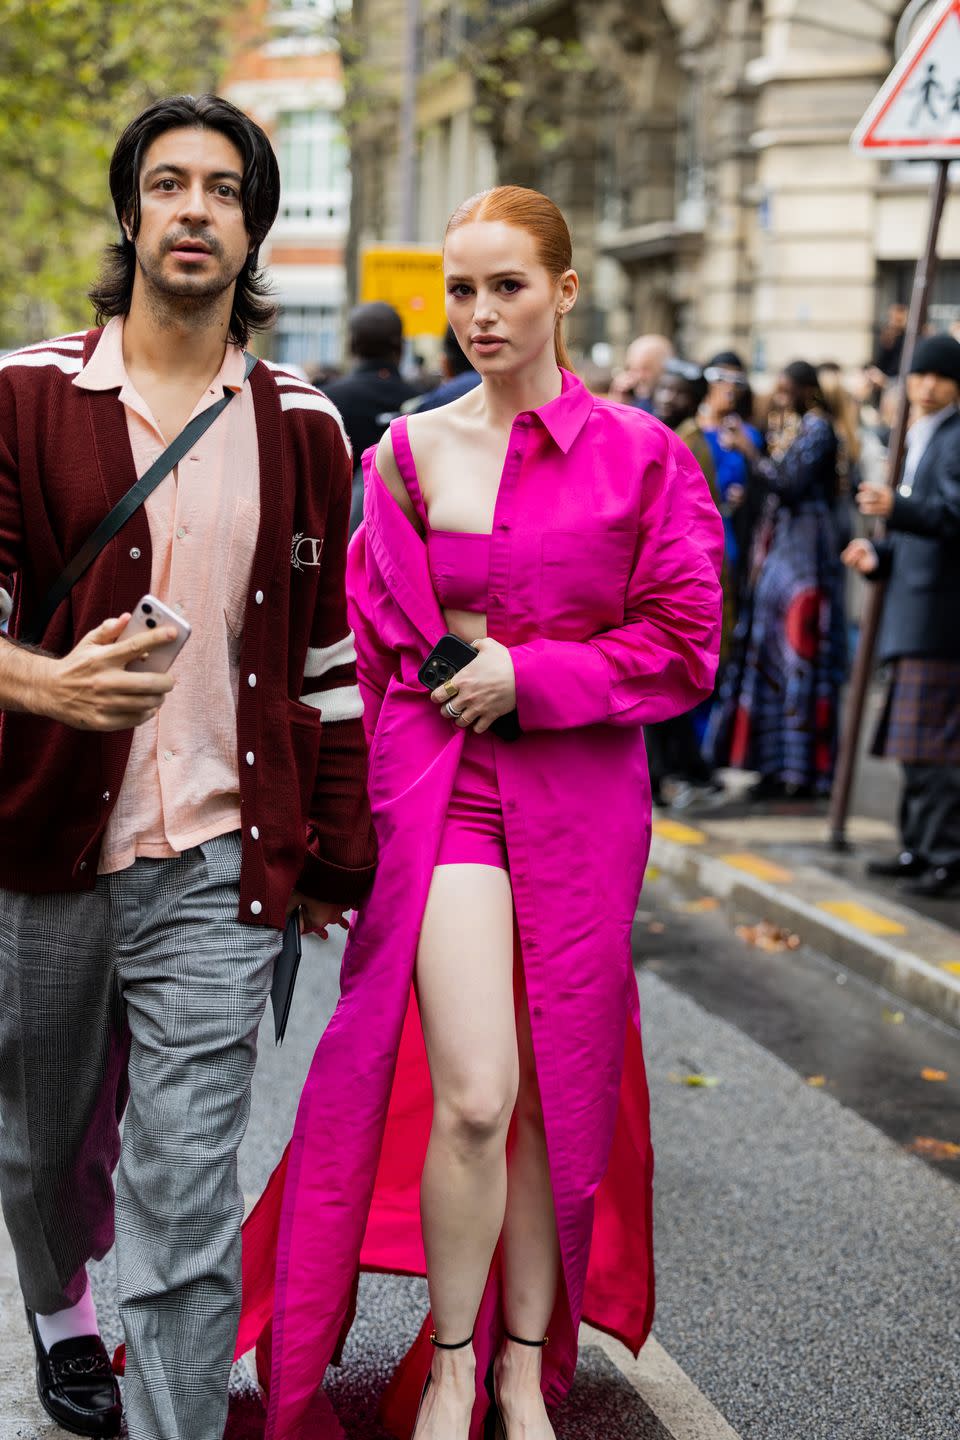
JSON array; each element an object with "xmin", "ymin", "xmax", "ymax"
[
  {"xmin": 142, "ymin": 603, "xmax": 153, "ymax": 615},
  {"xmin": 146, "ymin": 618, "xmax": 157, "ymax": 629}
]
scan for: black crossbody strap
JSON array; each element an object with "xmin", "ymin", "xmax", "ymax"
[{"xmin": 23, "ymin": 351, "xmax": 257, "ymax": 645}]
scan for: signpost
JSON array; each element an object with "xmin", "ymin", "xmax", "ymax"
[
  {"xmin": 358, "ymin": 247, "xmax": 446, "ymax": 340},
  {"xmin": 830, "ymin": 0, "xmax": 957, "ymax": 848}
]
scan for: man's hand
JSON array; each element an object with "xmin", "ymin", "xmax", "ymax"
[
  {"xmin": 841, "ymin": 539, "xmax": 880, "ymax": 575},
  {"xmin": 287, "ymin": 892, "xmax": 351, "ymax": 940},
  {"xmin": 34, "ymin": 615, "xmax": 176, "ymax": 730},
  {"xmin": 430, "ymin": 636, "xmax": 517, "ymax": 734},
  {"xmin": 856, "ymin": 483, "xmax": 894, "ymax": 519}
]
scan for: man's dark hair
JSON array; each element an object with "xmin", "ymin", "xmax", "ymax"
[
  {"xmin": 348, "ymin": 302, "xmax": 404, "ymax": 363},
  {"xmin": 442, "ymin": 324, "xmax": 474, "ymax": 377},
  {"xmin": 89, "ymin": 94, "xmax": 281, "ymax": 347}
]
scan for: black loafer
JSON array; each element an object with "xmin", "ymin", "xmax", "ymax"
[
  {"xmin": 901, "ymin": 864, "xmax": 960, "ymax": 898},
  {"xmin": 26, "ymin": 1309, "xmax": 122, "ymax": 1438},
  {"xmin": 866, "ymin": 851, "xmax": 927, "ymax": 878}
]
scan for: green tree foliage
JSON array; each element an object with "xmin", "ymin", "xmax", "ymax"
[{"xmin": 0, "ymin": 0, "xmax": 233, "ymax": 349}]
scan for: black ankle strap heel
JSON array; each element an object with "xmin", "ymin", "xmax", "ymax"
[
  {"xmin": 430, "ymin": 1331, "xmax": 475, "ymax": 1350},
  {"xmin": 504, "ymin": 1330, "xmax": 549, "ymax": 1347}
]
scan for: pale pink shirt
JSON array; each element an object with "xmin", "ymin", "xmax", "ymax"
[{"xmin": 74, "ymin": 316, "xmax": 260, "ymax": 874}]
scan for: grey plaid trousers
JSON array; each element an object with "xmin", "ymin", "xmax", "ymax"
[{"xmin": 0, "ymin": 833, "xmax": 282, "ymax": 1440}]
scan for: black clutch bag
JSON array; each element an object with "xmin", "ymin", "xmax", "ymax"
[{"xmin": 270, "ymin": 909, "xmax": 303, "ymax": 1046}]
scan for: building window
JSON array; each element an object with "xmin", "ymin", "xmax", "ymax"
[
  {"xmin": 275, "ymin": 304, "xmax": 341, "ymax": 369},
  {"xmin": 276, "ymin": 109, "xmax": 350, "ymax": 230}
]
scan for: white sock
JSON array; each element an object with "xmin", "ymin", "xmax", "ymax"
[{"xmin": 34, "ymin": 1274, "xmax": 100, "ymax": 1350}]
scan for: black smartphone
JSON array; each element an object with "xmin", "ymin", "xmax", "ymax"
[
  {"xmin": 270, "ymin": 909, "xmax": 303, "ymax": 1046},
  {"xmin": 418, "ymin": 633, "xmax": 521, "ymax": 742}
]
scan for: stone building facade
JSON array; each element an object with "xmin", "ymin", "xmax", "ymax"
[{"xmin": 347, "ymin": 0, "xmax": 958, "ymax": 372}]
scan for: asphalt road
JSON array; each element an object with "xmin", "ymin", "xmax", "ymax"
[{"xmin": 3, "ymin": 868, "xmax": 959, "ymax": 1440}]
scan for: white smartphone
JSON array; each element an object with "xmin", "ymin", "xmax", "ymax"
[{"xmin": 123, "ymin": 595, "xmax": 192, "ymax": 673}]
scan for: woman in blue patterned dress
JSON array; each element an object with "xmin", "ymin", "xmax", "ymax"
[{"xmin": 705, "ymin": 361, "xmax": 848, "ymax": 799}]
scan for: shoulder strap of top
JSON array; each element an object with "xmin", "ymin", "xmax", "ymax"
[{"xmin": 388, "ymin": 416, "xmax": 429, "ymax": 528}]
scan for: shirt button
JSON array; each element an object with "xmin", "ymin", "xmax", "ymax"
[
  {"xmin": 163, "ymin": 749, "xmax": 173, "ymax": 762},
  {"xmin": 248, "ymin": 673, "xmax": 257, "ymax": 688},
  {"xmin": 129, "ymin": 547, "xmax": 141, "ymax": 560},
  {"xmin": 246, "ymin": 751, "xmax": 255, "ymax": 766},
  {"xmin": 250, "ymin": 825, "xmax": 260, "ymax": 840},
  {"xmin": 176, "ymin": 526, "xmax": 187, "ymax": 539},
  {"xmin": 255, "ymin": 590, "xmax": 264, "ymax": 605},
  {"xmin": 250, "ymin": 900, "xmax": 263, "ymax": 916}
]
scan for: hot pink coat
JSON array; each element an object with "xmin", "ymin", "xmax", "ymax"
[{"xmin": 239, "ymin": 372, "xmax": 724, "ymax": 1439}]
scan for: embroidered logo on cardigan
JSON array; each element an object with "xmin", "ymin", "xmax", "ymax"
[{"xmin": 291, "ymin": 534, "xmax": 324, "ymax": 571}]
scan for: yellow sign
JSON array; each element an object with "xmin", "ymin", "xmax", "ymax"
[{"xmin": 359, "ymin": 247, "xmax": 446, "ymax": 339}]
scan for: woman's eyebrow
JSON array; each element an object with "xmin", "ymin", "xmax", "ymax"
[{"xmin": 446, "ymin": 269, "xmax": 529, "ymax": 284}]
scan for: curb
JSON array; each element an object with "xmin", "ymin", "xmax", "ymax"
[{"xmin": 648, "ymin": 831, "xmax": 960, "ymax": 1031}]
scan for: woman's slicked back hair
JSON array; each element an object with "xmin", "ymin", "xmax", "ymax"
[{"xmin": 444, "ymin": 186, "xmax": 574, "ymax": 370}]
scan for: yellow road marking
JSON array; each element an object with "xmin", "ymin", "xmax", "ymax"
[
  {"xmin": 817, "ymin": 900, "xmax": 906, "ymax": 936},
  {"xmin": 720, "ymin": 852, "xmax": 793, "ymax": 884},
  {"xmin": 652, "ymin": 818, "xmax": 707, "ymax": 845},
  {"xmin": 940, "ymin": 961, "xmax": 960, "ymax": 976}
]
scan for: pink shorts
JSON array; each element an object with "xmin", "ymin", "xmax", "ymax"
[{"xmin": 435, "ymin": 731, "xmax": 509, "ymax": 871}]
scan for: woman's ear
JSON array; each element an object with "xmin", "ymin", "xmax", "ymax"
[{"xmin": 558, "ymin": 269, "xmax": 579, "ymax": 316}]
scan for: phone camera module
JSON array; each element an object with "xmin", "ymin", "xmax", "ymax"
[
  {"xmin": 146, "ymin": 618, "xmax": 157, "ymax": 629},
  {"xmin": 142, "ymin": 603, "xmax": 153, "ymax": 615}
]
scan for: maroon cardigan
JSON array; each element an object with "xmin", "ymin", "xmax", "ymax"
[{"xmin": 0, "ymin": 329, "xmax": 376, "ymax": 926}]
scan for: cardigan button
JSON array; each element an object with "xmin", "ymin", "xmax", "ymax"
[
  {"xmin": 79, "ymin": 861, "xmax": 87, "ymax": 872},
  {"xmin": 900, "ymin": 484, "xmax": 912, "ymax": 497},
  {"xmin": 246, "ymin": 751, "xmax": 255, "ymax": 766},
  {"xmin": 250, "ymin": 825, "xmax": 260, "ymax": 840},
  {"xmin": 255, "ymin": 590, "xmax": 264, "ymax": 605},
  {"xmin": 129, "ymin": 547, "xmax": 141, "ymax": 560},
  {"xmin": 248, "ymin": 673, "xmax": 257, "ymax": 688},
  {"xmin": 250, "ymin": 900, "xmax": 263, "ymax": 916}
]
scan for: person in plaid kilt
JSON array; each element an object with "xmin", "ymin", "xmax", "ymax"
[{"xmin": 844, "ymin": 333, "xmax": 960, "ymax": 898}]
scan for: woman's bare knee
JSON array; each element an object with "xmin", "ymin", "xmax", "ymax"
[{"xmin": 436, "ymin": 1071, "xmax": 519, "ymax": 1155}]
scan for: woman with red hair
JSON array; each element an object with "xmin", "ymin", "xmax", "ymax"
[{"xmin": 239, "ymin": 187, "xmax": 723, "ymax": 1440}]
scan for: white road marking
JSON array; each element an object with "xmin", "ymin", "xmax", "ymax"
[{"xmin": 581, "ymin": 1326, "xmax": 744, "ymax": 1440}]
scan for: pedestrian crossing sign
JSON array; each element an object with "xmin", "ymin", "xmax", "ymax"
[{"xmin": 853, "ymin": 0, "xmax": 960, "ymax": 157}]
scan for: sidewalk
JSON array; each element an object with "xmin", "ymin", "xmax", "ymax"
[{"xmin": 648, "ymin": 780, "xmax": 960, "ymax": 1031}]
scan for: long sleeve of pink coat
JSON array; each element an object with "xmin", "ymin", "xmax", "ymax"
[{"xmin": 511, "ymin": 435, "xmax": 723, "ymax": 730}]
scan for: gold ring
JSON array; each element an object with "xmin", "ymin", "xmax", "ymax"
[{"xmin": 443, "ymin": 680, "xmax": 460, "ymax": 700}]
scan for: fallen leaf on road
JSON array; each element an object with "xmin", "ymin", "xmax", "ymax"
[
  {"xmin": 906, "ymin": 1136, "xmax": 960, "ymax": 1160},
  {"xmin": 882, "ymin": 1009, "xmax": 905, "ymax": 1025},
  {"xmin": 921, "ymin": 1068, "xmax": 948, "ymax": 1082},
  {"xmin": 648, "ymin": 921, "xmax": 666, "ymax": 934},
  {"xmin": 667, "ymin": 1072, "xmax": 720, "ymax": 1088},
  {"xmin": 735, "ymin": 921, "xmax": 801, "ymax": 952},
  {"xmin": 676, "ymin": 897, "xmax": 720, "ymax": 913},
  {"xmin": 806, "ymin": 1075, "xmax": 827, "ymax": 1087}
]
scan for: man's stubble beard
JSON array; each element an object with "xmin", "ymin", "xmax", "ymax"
[{"xmin": 135, "ymin": 247, "xmax": 241, "ymax": 332}]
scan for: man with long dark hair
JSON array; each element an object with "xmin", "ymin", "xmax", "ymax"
[{"xmin": 0, "ymin": 96, "xmax": 376, "ymax": 1438}]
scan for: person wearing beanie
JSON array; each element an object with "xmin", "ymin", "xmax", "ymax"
[{"xmin": 843, "ymin": 331, "xmax": 960, "ymax": 897}]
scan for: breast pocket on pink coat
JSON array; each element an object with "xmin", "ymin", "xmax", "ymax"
[{"xmin": 538, "ymin": 529, "xmax": 636, "ymax": 638}]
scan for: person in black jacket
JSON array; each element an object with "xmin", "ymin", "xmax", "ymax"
[
  {"xmin": 844, "ymin": 333, "xmax": 960, "ymax": 897},
  {"xmin": 323, "ymin": 303, "xmax": 420, "ymax": 533}
]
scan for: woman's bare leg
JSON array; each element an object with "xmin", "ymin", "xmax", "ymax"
[
  {"xmin": 414, "ymin": 862, "xmax": 518, "ymax": 1440},
  {"xmin": 497, "ymin": 977, "xmax": 559, "ymax": 1437}
]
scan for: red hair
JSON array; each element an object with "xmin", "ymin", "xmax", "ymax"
[{"xmin": 444, "ymin": 185, "xmax": 574, "ymax": 371}]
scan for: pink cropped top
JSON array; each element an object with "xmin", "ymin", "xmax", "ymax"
[
  {"xmin": 389, "ymin": 417, "xmax": 490, "ymax": 614},
  {"xmin": 427, "ymin": 530, "xmax": 490, "ymax": 613}
]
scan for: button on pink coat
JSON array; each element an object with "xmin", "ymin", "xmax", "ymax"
[{"xmin": 238, "ymin": 373, "xmax": 724, "ymax": 1438}]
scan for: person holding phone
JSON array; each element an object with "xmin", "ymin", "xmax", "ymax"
[
  {"xmin": 239, "ymin": 186, "xmax": 722, "ymax": 1440},
  {"xmin": 0, "ymin": 96, "xmax": 375, "ymax": 1440}
]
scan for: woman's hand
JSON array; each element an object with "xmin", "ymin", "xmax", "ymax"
[
  {"xmin": 841, "ymin": 539, "xmax": 880, "ymax": 574},
  {"xmin": 856, "ymin": 482, "xmax": 894, "ymax": 519},
  {"xmin": 430, "ymin": 637, "xmax": 517, "ymax": 734}
]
